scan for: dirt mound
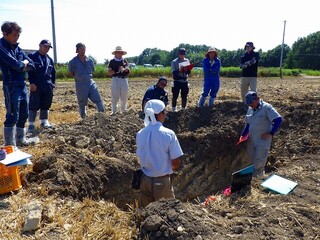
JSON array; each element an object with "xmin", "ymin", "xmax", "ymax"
[{"xmin": 26, "ymin": 112, "xmax": 143, "ymax": 207}]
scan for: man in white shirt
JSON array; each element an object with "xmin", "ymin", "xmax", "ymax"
[{"xmin": 136, "ymin": 99, "xmax": 183, "ymax": 207}]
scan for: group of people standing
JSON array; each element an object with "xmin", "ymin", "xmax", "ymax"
[
  {"xmin": 0, "ymin": 21, "xmax": 283, "ymax": 208},
  {"xmin": 0, "ymin": 21, "xmax": 133, "ymax": 147}
]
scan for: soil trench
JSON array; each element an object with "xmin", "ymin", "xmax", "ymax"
[{"xmin": 26, "ymin": 102, "xmax": 249, "ymax": 207}]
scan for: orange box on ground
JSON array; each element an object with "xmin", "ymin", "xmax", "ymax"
[
  {"xmin": 0, "ymin": 145, "xmax": 22, "ymax": 195},
  {"xmin": 0, "ymin": 165, "xmax": 22, "ymax": 194}
]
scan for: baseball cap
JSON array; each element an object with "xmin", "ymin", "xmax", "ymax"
[
  {"xmin": 39, "ymin": 39, "xmax": 52, "ymax": 48},
  {"xmin": 178, "ymin": 48, "xmax": 186, "ymax": 55},
  {"xmin": 245, "ymin": 91, "xmax": 258, "ymax": 105}
]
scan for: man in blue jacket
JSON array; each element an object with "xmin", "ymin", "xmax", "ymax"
[
  {"xmin": 142, "ymin": 76, "xmax": 168, "ymax": 111},
  {"xmin": 27, "ymin": 39, "xmax": 56, "ymax": 134},
  {"xmin": 0, "ymin": 21, "xmax": 36, "ymax": 146}
]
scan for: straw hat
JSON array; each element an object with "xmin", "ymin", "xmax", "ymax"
[
  {"xmin": 112, "ymin": 46, "xmax": 127, "ymax": 55},
  {"xmin": 205, "ymin": 47, "xmax": 217, "ymax": 57}
]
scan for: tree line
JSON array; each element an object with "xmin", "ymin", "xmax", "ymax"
[{"xmin": 120, "ymin": 31, "xmax": 320, "ymax": 70}]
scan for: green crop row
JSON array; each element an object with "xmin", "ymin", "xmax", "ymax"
[{"xmin": 1, "ymin": 66, "xmax": 319, "ymax": 81}]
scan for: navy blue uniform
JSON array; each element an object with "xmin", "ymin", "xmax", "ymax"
[
  {"xmin": 0, "ymin": 37, "xmax": 34, "ymax": 128},
  {"xmin": 142, "ymin": 85, "xmax": 168, "ymax": 110},
  {"xmin": 28, "ymin": 51, "xmax": 56, "ymax": 112}
]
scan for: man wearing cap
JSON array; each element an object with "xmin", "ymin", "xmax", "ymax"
[
  {"xmin": 107, "ymin": 46, "xmax": 130, "ymax": 115},
  {"xmin": 0, "ymin": 21, "xmax": 37, "ymax": 147},
  {"xmin": 68, "ymin": 43, "xmax": 104, "ymax": 119},
  {"xmin": 198, "ymin": 47, "xmax": 221, "ymax": 107},
  {"xmin": 171, "ymin": 48, "xmax": 192, "ymax": 112},
  {"xmin": 240, "ymin": 42, "xmax": 259, "ymax": 110},
  {"xmin": 239, "ymin": 91, "xmax": 282, "ymax": 177},
  {"xmin": 141, "ymin": 76, "xmax": 168, "ymax": 111},
  {"xmin": 136, "ymin": 99, "xmax": 183, "ymax": 207},
  {"xmin": 27, "ymin": 39, "xmax": 56, "ymax": 134}
]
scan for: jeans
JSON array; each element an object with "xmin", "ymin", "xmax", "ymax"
[{"xmin": 3, "ymin": 84, "xmax": 28, "ymax": 128}]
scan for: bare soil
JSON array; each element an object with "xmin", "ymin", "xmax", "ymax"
[{"xmin": 1, "ymin": 76, "xmax": 320, "ymax": 239}]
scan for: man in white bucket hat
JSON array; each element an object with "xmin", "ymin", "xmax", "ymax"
[
  {"xmin": 107, "ymin": 46, "xmax": 130, "ymax": 115},
  {"xmin": 136, "ymin": 99, "xmax": 183, "ymax": 207}
]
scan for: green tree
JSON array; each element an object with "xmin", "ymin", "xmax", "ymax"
[
  {"xmin": 260, "ymin": 44, "xmax": 291, "ymax": 67},
  {"xmin": 290, "ymin": 31, "xmax": 320, "ymax": 69}
]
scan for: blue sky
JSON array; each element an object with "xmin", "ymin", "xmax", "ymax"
[{"xmin": 0, "ymin": 0, "xmax": 318, "ymax": 63}]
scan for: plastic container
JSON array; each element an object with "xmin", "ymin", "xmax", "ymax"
[
  {"xmin": 0, "ymin": 146, "xmax": 22, "ymax": 195},
  {"xmin": 0, "ymin": 165, "xmax": 22, "ymax": 194}
]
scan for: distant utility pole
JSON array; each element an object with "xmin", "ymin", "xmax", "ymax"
[
  {"xmin": 51, "ymin": 0, "xmax": 57, "ymax": 63},
  {"xmin": 279, "ymin": 20, "xmax": 286, "ymax": 79}
]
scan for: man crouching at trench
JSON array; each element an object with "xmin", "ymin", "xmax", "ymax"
[{"xmin": 136, "ymin": 99, "xmax": 183, "ymax": 207}]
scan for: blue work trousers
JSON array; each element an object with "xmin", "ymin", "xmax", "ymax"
[
  {"xmin": 75, "ymin": 80, "xmax": 103, "ymax": 118},
  {"xmin": 201, "ymin": 77, "xmax": 220, "ymax": 99},
  {"xmin": 3, "ymin": 84, "xmax": 28, "ymax": 128}
]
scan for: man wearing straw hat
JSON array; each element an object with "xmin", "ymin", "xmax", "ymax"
[
  {"xmin": 198, "ymin": 47, "xmax": 221, "ymax": 107},
  {"xmin": 107, "ymin": 46, "xmax": 130, "ymax": 115},
  {"xmin": 68, "ymin": 43, "xmax": 104, "ymax": 119},
  {"xmin": 136, "ymin": 99, "xmax": 183, "ymax": 207}
]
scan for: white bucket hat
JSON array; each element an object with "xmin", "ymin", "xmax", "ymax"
[
  {"xmin": 205, "ymin": 47, "xmax": 217, "ymax": 57},
  {"xmin": 112, "ymin": 46, "xmax": 127, "ymax": 55},
  {"xmin": 144, "ymin": 99, "xmax": 165, "ymax": 127}
]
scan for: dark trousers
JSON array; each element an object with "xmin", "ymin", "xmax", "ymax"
[
  {"xmin": 171, "ymin": 81, "xmax": 189, "ymax": 108},
  {"xmin": 29, "ymin": 85, "xmax": 53, "ymax": 111}
]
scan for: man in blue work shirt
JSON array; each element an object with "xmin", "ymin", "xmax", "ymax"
[
  {"xmin": 68, "ymin": 43, "xmax": 104, "ymax": 119},
  {"xmin": 239, "ymin": 91, "xmax": 282, "ymax": 177},
  {"xmin": 27, "ymin": 39, "xmax": 56, "ymax": 134},
  {"xmin": 0, "ymin": 21, "xmax": 36, "ymax": 146},
  {"xmin": 141, "ymin": 76, "xmax": 168, "ymax": 111}
]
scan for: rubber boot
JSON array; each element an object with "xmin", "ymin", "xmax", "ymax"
[
  {"xmin": 208, "ymin": 97, "xmax": 215, "ymax": 107},
  {"xmin": 39, "ymin": 110, "xmax": 48, "ymax": 120},
  {"xmin": 198, "ymin": 96, "xmax": 206, "ymax": 107},
  {"xmin": 28, "ymin": 110, "xmax": 38, "ymax": 135},
  {"xmin": 3, "ymin": 127, "xmax": 15, "ymax": 146},
  {"xmin": 16, "ymin": 127, "xmax": 39, "ymax": 146},
  {"xmin": 29, "ymin": 110, "xmax": 37, "ymax": 123}
]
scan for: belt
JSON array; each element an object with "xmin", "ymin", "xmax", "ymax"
[
  {"xmin": 113, "ymin": 75, "xmax": 127, "ymax": 79},
  {"xmin": 143, "ymin": 173, "xmax": 170, "ymax": 178}
]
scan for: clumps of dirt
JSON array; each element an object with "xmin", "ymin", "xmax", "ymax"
[
  {"xmin": 26, "ymin": 111, "xmax": 143, "ymax": 207},
  {"xmin": 135, "ymin": 199, "xmax": 218, "ymax": 240}
]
